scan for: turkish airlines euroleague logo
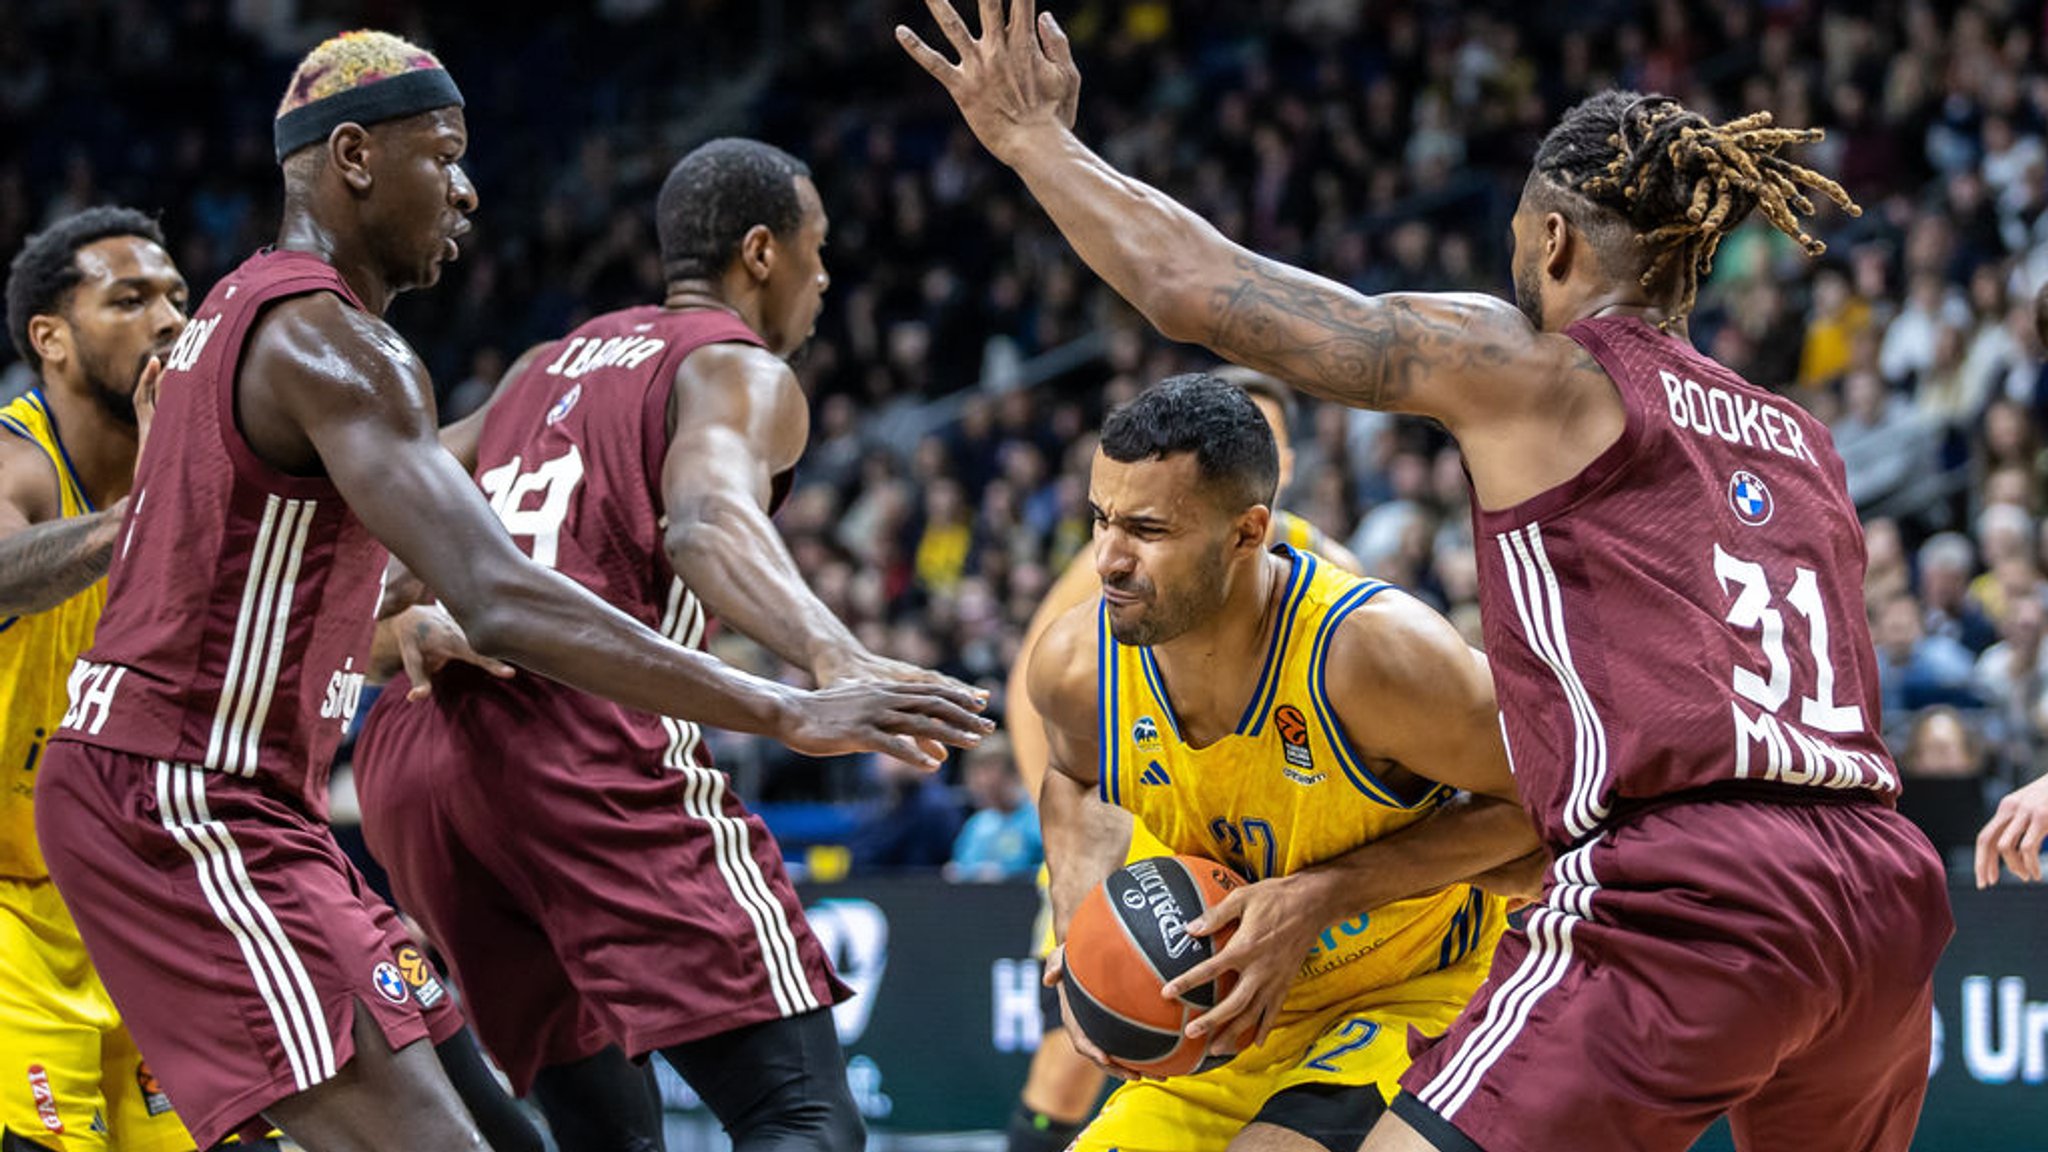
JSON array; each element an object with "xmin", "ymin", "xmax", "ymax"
[{"xmin": 1275, "ymin": 705, "xmax": 1314, "ymax": 771}]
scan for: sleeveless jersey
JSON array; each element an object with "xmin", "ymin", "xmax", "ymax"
[
  {"xmin": 1474, "ymin": 316, "xmax": 1896, "ymax": 850},
  {"xmin": 1272, "ymin": 509, "xmax": 1333, "ymax": 558},
  {"xmin": 53, "ymin": 249, "xmax": 387, "ymax": 818},
  {"xmin": 0, "ymin": 391, "xmax": 106, "ymax": 879},
  {"xmin": 1097, "ymin": 546, "xmax": 1500, "ymax": 1017},
  {"xmin": 364, "ymin": 305, "xmax": 771, "ymax": 774}
]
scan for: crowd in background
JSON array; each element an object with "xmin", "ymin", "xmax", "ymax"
[{"xmin": 7, "ymin": 0, "xmax": 2048, "ymax": 874}]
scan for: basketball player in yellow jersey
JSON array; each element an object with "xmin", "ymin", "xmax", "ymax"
[
  {"xmin": 0, "ymin": 209, "xmax": 193, "ymax": 1152},
  {"xmin": 1001, "ymin": 367, "xmax": 1360, "ymax": 1152},
  {"xmin": 1031, "ymin": 376, "xmax": 1540, "ymax": 1152}
]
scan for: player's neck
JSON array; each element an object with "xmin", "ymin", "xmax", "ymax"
[
  {"xmin": 34, "ymin": 374, "xmax": 138, "ymax": 507},
  {"xmin": 274, "ymin": 209, "xmax": 396, "ymax": 314},
  {"xmin": 1151, "ymin": 549, "xmax": 1288, "ymax": 744},
  {"xmin": 663, "ymin": 280, "xmax": 762, "ymax": 335}
]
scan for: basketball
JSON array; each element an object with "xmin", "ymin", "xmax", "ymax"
[{"xmin": 1059, "ymin": 854, "xmax": 1244, "ymax": 1078}]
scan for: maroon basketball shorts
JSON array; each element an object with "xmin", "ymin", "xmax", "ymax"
[
  {"xmin": 1394, "ymin": 795, "xmax": 1954, "ymax": 1152},
  {"xmin": 32, "ymin": 743, "xmax": 463, "ymax": 1148},
  {"xmin": 353, "ymin": 711, "xmax": 849, "ymax": 1095}
]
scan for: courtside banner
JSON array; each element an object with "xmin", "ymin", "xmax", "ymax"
[{"xmin": 648, "ymin": 875, "xmax": 2048, "ymax": 1146}]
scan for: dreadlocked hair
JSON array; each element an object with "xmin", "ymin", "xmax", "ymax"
[{"xmin": 1533, "ymin": 90, "xmax": 1861, "ymax": 326}]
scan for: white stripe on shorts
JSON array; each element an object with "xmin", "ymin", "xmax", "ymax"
[
  {"xmin": 156, "ymin": 762, "xmax": 338, "ymax": 1089},
  {"xmin": 1417, "ymin": 835, "xmax": 1603, "ymax": 1120},
  {"xmin": 674, "ymin": 763, "xmax": 820, "ymax": 1016}
]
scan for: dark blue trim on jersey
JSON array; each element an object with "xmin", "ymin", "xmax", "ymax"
[
  {"xmin": 1307, "ymin": 579, "xmax": 1446, "ymax": 808},
  {"xmin": 1237, "ymin": 546, "xmax": 1315, "ymax": 737},
  {"xmin": 0, "ymin": 615, "xmax": 17, "ymax": 635},
  {"xmin": 0, "ymin": 414, "xmax": 34, "ymax": 444},
  {"xmin": 1434, "ymin": 888, "xmax": 1489, "ymax": 971},
  {"xmin": 27, "ymin": 390, "xmax": 96, "ymax": 512},
  {"xmin": 1135, "ymin": 648, "xmax": 1183, "ymax": 742},
  {"xmin": 1096, "ymin": 600, "xmax": 1121, "ymax": 807}
]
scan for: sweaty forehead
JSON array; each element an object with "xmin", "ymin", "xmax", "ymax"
[{"xmin": 71, "ymin": 236, "xmax": 179, "ymax": 290}]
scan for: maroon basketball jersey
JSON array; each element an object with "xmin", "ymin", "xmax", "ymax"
[
  {"xmin": 1474, "ymin": 316, "xmax": 1896, "ymax": 849},
  {"xmin": 53, "ymin": 250, "xmax": 387, "ymax": 817},
  {"xmin": 371, "ymin": 305, "xmax": 769, "ymax": 771}
]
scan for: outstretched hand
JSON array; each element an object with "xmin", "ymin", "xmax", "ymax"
[
  {"xmin": 781, "ymin": 678, "xmax": 992, "ymax": 770},
  {"xmin": 1977, "ymin": 774, "xmax": 2048, "ymax": 887},
  {"xmin": 896, "ymin": 0, "xmax": 1080, "ymax": 163},
  {"xmin": 1157, "ymin": 874, "xmax": 1322, "ymax": 1058}
]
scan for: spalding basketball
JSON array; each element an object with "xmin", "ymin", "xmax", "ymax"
[{"xmin": 1060, "ymin": 854, "xmax": 1244, "ymax": 1078}]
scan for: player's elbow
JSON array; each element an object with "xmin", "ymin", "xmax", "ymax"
[{"xmin": 1134, "ymin": 267, "xmax": 1211, "ymax": 346}]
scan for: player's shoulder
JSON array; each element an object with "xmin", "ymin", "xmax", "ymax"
[
  {"xmin": 675, "ymin": 336, "xmax": 795, "ymax": 399},
  {"xmin": 250, "ymin": 291, "xmax": 427, "ymax": 399},
  {"xmin": 0, "ymin": 415, "xmax": 60, "ymax": 523},
  {"xmin": 1319, "ymin": 581, "xmax": 1480, "ymax": 702},
  {"xmin": 1027, "ymin": 597, "xmax": 1103, "ymax": 729}
]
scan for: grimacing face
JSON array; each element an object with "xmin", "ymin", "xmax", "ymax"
[
  {"xmin": 1089, "ymin": 449, "xmax": 1238, "ymax": 648},
  {"xmin": 47, "ymin": 235, "xmax": 188, "ymax": 424}
]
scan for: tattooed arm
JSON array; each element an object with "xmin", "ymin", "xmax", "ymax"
[
  {"xmin": 899, "ymin": 0, "xmax": 1558, "ymax": 433},
  {"xmin": 0, "ymin": 432, "xmax": 125, "ymax": 617}
]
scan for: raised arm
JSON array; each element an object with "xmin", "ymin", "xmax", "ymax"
[
  {"xmin": 661, "ymin": 342, "xmax": 960, "ymax": 690},
  {"xmin": 898, "ymin": 0, "xmax": 1548, "ymax": 433},
  {"xmin": 0, "ymin": 359, "xmax": 159, "ymax": 617},
  {"xmin": 257, "ymin": 295, "xmax": 988, "ymax": 767}
]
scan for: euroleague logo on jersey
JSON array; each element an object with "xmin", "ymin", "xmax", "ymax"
[
  {"xmin": 546, "ymin": 382, "xmax": 583, "ymax": 426},
  {"xmin": 1728, "ymin": 470, "xmax": 1773, "ymax": 526}
]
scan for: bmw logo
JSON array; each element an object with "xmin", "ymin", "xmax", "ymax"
[
  {"xmin": 1729, "ymin": 470, "xmax": 1773, "ymax": 526},
  {"xmin": 372, "ymin": 962, "xmax": 410, "ymax": 1004}
]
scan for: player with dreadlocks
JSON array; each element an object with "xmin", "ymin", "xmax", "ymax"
[{"xmin": 903, "ymin": 5, "xmax": 1951, "ymax": 1151}]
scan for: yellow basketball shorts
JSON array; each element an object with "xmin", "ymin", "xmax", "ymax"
[
  {"xmin": 1069, "ymin": 921, "xmax": 1502, "ymax": 1152},
  {"xmin": 0, "ymin": 878, "xmax": 196, "ymax": 1152}
]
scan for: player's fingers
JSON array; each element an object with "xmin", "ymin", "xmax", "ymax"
[
  {"xmin": 924, "ymin": 0, "xmax": 979, "ymax": 58},
  {"xmin": 1159, "ymin": 953, "xmax": 1228, "ymax": 1001},
  {"xmin": 878, "ymin": 731, "xmax": 945, "ymax": 771},
  {"xmin": 1185, "ymin": 886, "xmax": 1246, "ymax": 936},
  {"xmin": 137, "ymin": 354, "xmax": 164, "ymax": 401},
  {"xmin": 890, "ymin": 696, "xmax": 997, "ymax": 742},
  {"xmin": 1038, "ymin": 10, "xmax": 1075, "ymax": 70},
  {"xmin": 894, "ymin": 25, "xmax": 960, "ymax": 85},
  {"xmin": 2019, "ymin": 813, "xmax": 2047, "ymax": 882},
  {"xmin": 1006, "ymin": 0, "xmax": 1036, "ymax": 51},
  {"xmin": 892, "ymin": 679, "xmax": 993, "ymax": 714},
  {"xmin": 1980, "ymin": 810, "xmax": 2010, "ymax": 887},
  {"xmin": 1183, "ymin": 978, "xmax": 1254, "ymax": 1040},
  {"xmin": 977, "ymin": 0, "xmax": 1003, "ymax": 47},
  {"xmin": 1042, "ymin": 944, "xmax": 1066, "ymax": 986},
  {"xmin": 400, "ymin": 627, "xmax": 429, "ymax": 690}
]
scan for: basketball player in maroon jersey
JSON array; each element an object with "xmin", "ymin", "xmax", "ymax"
[
  {"xmin": 32, "ymin": 31, "xmax": 988, "ymax": 1152},
  {"xmin": 903, "ymin": 4, "xmax": 1953, "ymax": 1150},
  {"xmin": 351, "ymin": 137, "xmax": 966, "ymax": 1152}
]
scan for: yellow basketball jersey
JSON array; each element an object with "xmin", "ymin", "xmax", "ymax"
[
  {"xmin": 1096, "ymin": 546, "xmax": 1500, "ymax": 1017},
  {"xmin": 0, "ymin": 391, "xmax": 107, "ymax": 881},
  {"xmin": 1271, "ymin": 509, "xmax": 1327, "ymax": 557}
]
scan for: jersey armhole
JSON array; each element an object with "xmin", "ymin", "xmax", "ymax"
[{"xmin": 216, "ymin": 285, "xmax": 361, "ymax": 500}]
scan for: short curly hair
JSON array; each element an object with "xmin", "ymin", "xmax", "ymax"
[
  {"xmin": 656, "ymin": 139, "xmax": 811, "ymax": 283},
  {"xmin": 6, "ymin": 206, "xmax": 166, "ymax": 372}
]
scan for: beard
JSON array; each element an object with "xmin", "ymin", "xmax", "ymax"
[
  {"xmin": 1104, "ymin": 547, "xmax": 1231, "ymax": 648},
  {"xmin": 1513, "ymin": 259, "xmax": 1545, "ymax": 330},
  {"xmin": 78, "ymin": 347, "xmax": 149, "ymax": 427}
]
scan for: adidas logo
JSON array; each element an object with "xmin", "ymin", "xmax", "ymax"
[{"xmin": 1140, "ymin": 761, "xmax": 1171, "ymax": 787}]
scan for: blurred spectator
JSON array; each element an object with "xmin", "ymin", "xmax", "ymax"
[
  {"xmin": 1973, "ymin": 592, "xmax": 2048, "ymax": 781},
  {"xmin": 850, "ymin": 755, "xmax": 963, "ymax": 874},
  {"xmin": 1917, "ymin": 532, "xmax": 2000, "ymax": 653},
  {"xmin": 1896, "ymin": 706, "xmax": 1992, "ymax": 861},
  {"xmin": 1832, "ymin": 369, "xmax": 1934, "ymax": 511},
  {"xmin": 1874, "ymin": 592, "xmax": 1981, "ymax": 723},
  {"xmin": 944, "ymin": 735, "xmax": 1041, "ymax": 883}
]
